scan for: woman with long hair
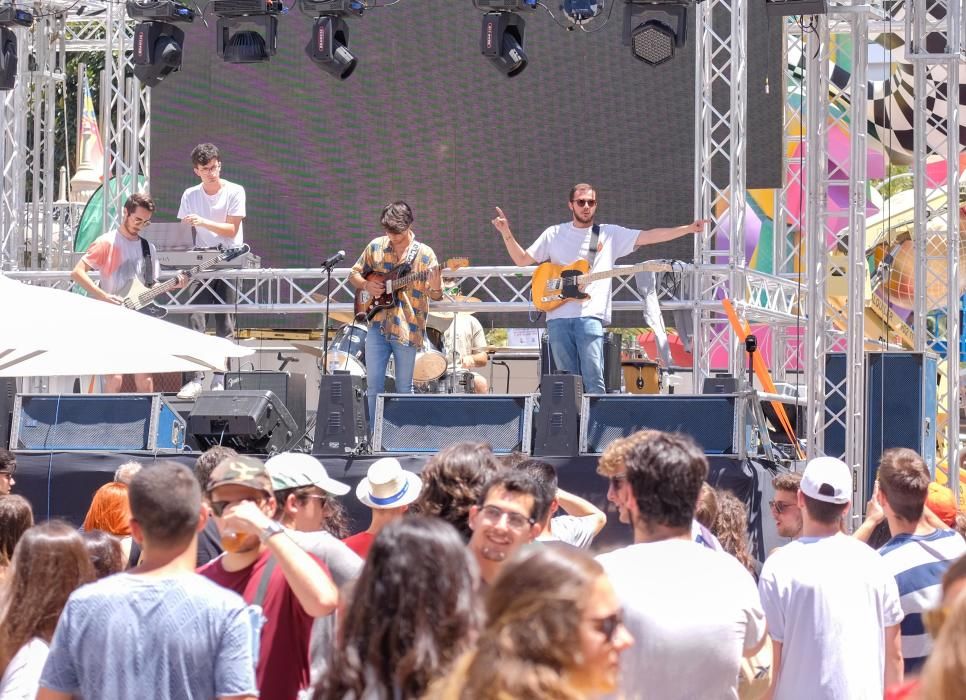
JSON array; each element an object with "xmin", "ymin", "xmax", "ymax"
[
  {"xmin": 412, "ymin": 442, "xmax": 500, "ymax": 541},
  {"xmin": 0, "ymin": 495, "xmax": 33, "ymax": 583},
  {"xmin": 712, "ymin": 489, "xmax": 758, "ymax": 578},
  {"xmin": 81, "ymin": 481, "xmax": 132, "ymax": 562},
  {"xmin": 313, "ymin": 517, "xmax": 481, "ymax": 700},
  {"xmin": 428, "ymin": 546, "xmax": 633, "ymax": 700},
  {"xmin": 0, "ymin": 521, "xmax": 95, "ymax": 697}
]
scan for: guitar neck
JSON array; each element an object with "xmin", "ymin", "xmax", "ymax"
[
  {"xmin": 576, "ymin": 261, "xmax": 671, "ymax": 285},
  {"xmin": 132, "ymin": 254, "xmax": 228, "ymax": 305},
  {"xmin": 392, "ymin": 264, "xmax": 439, "ymax": 290}
]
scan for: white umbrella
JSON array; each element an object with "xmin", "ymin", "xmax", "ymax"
[{"xmin": 0, "ymin": 273, "xmax": 254, "ymax": 376}]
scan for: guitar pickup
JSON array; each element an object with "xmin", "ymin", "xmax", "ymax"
[{"xmin": 546, "ymin": 280, "xmax": 562, "ymax": 291}]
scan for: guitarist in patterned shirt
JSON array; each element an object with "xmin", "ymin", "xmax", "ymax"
[
  {"xmin": 491, "ymin": 183, "xmax": 706, "ymax": 394},
  {"xmin": 348, "ymin": 201, "xmax": 443, "ymax": 423}
]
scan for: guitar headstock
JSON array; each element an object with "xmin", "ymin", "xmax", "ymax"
[
  {"xmin": 445, "ymin": 257, "xmax": 469, "ymax": 271},
  {"xmin": 223, "ymin": 244, "xmax": 251, "ymax": 261}
]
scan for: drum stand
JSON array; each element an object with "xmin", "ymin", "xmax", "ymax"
[{"xmin": 446, "ymin": 331, "xmax": 460, "ymax": 394}]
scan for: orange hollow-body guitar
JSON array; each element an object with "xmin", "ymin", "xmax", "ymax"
[{"xmin": 531, "ymin": 259, "xmax": 672, "ymax": 313}]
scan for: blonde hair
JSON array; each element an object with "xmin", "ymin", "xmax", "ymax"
[
  {"xmin": 920, "ymin": 590, "xmax": 966, "ymax": 699},
  {"xmin": 596, "ymin": 429, "xmax": 662, "ymax": 477}
]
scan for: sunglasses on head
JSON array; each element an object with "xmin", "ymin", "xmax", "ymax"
[
  {"xmin": 573, "ymin": 198, "xmax": 597, "ymax": 208},
  {"xmin": 591, "ymin": 611, "xmax": 624, "ymax": 643}
]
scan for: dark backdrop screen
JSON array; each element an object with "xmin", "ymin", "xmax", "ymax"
[{"xmin": 150, "ymin": 0, "xmax": 780, "ymax": 270}]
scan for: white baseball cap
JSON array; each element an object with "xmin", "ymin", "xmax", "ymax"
[
  {"xmin": 265, "ymin": 453, "xmax": 351, "ymax": 496},
  {"xmin": 800, "ymin": 456, "xmax": 852, "ymax": 504}
]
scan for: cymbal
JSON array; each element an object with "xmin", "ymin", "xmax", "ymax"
[
  {"xmin": 308, "ymin": 294, "xmax": 358, "ymax": 324},
  {"xmin": 291, "ymin": 341, "xmax": 325, "ymax": 358},
  {"xmin": 429, "ymin": 295, "xmax": 482, "ymax": 321}
]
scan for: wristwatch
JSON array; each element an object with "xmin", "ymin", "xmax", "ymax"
[{"xmin": 259, "ymin": 520, "xmax": 285, "ymax": 543}]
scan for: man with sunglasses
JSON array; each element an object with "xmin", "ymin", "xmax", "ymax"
[
  {"xmin": 177, "ymin": 142, "xmax": 246, "ymax": 400},
  {"xmin": 770, "ymin": 472, "xmax": 803, "ymax": 541},
  {"xmin": 71, "ymin": 192, "xmax": 186, "ymax": 393},
  {"xmin": 595, "ymin": 429, "xmax": 766, "ymax": 700},
  {"xmin": 467, "ymin": 471, "xmax": 545, "ymax": 588},
  {"xmin": 198, "ymin": 455, "xmax": 338, "ymax": 700},
  {"xmin": 492, "ymin": 184, "xmax": 705, "ymax": 393}
]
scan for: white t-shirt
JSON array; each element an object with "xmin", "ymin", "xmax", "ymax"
[
  {"xmin": 0, "ymin": 637, "xmax": 49, "ymax": 699},
  {"xmin": 544, "ymin": 514, "xmax": 599, "ymax": 549},
  {"xmin": 80, "ymin": 230, "xmax": 160, "ymax": 295},
  {"xmin": 758, "ymin": 533, "xmax": 904, "ymax": 700},
  {"xmin": 597, "ymin": 539, "xmax": 766, "ymax": 700},
  {"xmin": 526, "ymin": 222, "xmax": 638, "ymax": 324},
  {"xmin": 178, "ymin": 180, "xmax": 246, "ymax": 248}
]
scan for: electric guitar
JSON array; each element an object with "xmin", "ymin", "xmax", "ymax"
[
  {"xmin": 354, "ymin": 257, "xmax": 469, "ymax": 322},
  {"xmin": 114, "ymin": 244, "xmax": 251, "ymax": 319},
  {"xmin": 531, "ymin": 259, "xmax": 672, "ymax": 313}
]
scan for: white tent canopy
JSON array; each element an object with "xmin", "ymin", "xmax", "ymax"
[{"xmin": 0, "ymin": 274, "xmax": 254, "ymax": 376}]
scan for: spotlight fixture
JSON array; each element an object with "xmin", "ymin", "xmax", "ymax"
[
  {"xmin": 561, "ymin": 0, "xmax": 602, "ymax": 25},
  {"xmin": 300, "ymin": 0, "xmax": 364, "ymax": 80},
  {"xmin": 622, "ymin": 0, "xmax": 690, "ymax": 66},
  {"xmin": 213, "ymin": 0, "xmax": 283, "ymax": 64},
  {"xmin": 764, "ymin": 0, "xmax": 826, "ymax": 15},
  {"xmin": 128, "ymin": 2, "xmax": 193, "ymax": 86},
  {"xmin": 473, "ymin": 0, "xmax": 534, "ymax": 78},
  {"xmin": 0, "ymin": 8, "xmax": 31, "ymax": 91}
]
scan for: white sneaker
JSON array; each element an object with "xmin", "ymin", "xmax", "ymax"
[
  {"xmin": 210, "ymin": 378, "xmax": 225, "ymax": 391},
  {"xmin": 177, "ymin": 379, "xmax": 204, "ymax": 400}
]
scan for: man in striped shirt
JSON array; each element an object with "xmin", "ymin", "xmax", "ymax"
[{"xmin": 877, "ymin": 447, "xmax": 966, "ymax": 674}]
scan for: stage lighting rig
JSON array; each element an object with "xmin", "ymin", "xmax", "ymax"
[
  {"xmin": 128, "ymin": 1, "xmax": 193, "ymax": 87},
  {"xmin": 622, "ymin": 0, "xmax": 692, "ymax": 66},
  {"xmin": 561, "ymin": 0, "xmax": 603, "ymax": 25},
  {"xmin": 213, "ymin": 0, "xmax": 284, "ymax": 64},
  {"xmin": 473, "ymin": 0, "xmax": 535, "ymax": 78},
  {"xmin": 0, "ymin": 8, "xmax": 30, "ymax": 92},
  {"xmin": 300, "ymin": 0, "xmax": 365, "ymax": 80}
]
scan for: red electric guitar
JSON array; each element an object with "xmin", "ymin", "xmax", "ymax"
[{"xmin": 353, "ymin": 257, "xmax": 468, "ymax": 321}]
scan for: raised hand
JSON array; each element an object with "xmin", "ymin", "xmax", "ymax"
[{"xmin": 491, "ymin": 206, "xmax": 512, "ymax": 237}]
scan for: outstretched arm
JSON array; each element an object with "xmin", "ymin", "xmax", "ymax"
[
  {"xmin": 492, "ymin": 207, "xmax": 537, "ymax": 266},
  {"xmin": 636, "ymin": 219, "xmax": 708, "ymax": 247}
]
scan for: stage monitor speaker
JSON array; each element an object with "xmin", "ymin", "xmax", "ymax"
[
  {"xmin": 603, "ymin": 332, "xmax": 622, "ymax": 393},
  {"xmin": 540, "ymin": 332, "xmax": 557, "ymax": 377},
  {"xmin": 865, "ymin": 352, "xmax": 938, "ymax": 497},
  {"xmin": 10, "ymin": 393, "xmax": 186, "ymax": 451},
  {"xmin": 703, "ymin": 375, "xmax": 739, "ymax": 394},
  {"xmin": 225, "ymin": 371, "xmax": 306, "ymax": 436},
  {"xmin": 579, "ymin": 394, "xmax": 738, "ymax": 455},
  {"xmin": 0, "ymin": 378, "xmax": 15, "ymax": 449},
  {"xmin": 374, "ymin": 394, "xmax": 534, "ymax": 454},
  {"xmin": 533, "ymin": 374, "xmax": 582, "ymax": 457},
  {"xmin": 161, "ymin": 394, "xmax": 203, "ymax": 451},
  {"xmin": 314, "ymin": 375, "xmax": 367, "ymax": 455},
  {"xmin": 188, "ymin": 390, "xmax": 298, "ymax": 456}
]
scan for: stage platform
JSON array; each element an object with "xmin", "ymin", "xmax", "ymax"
[{"xmin": 12, "ymin": 450, "xmax": 785, "ymax": 558}]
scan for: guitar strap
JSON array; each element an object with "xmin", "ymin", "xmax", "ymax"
[
  {"xmin": 585, "ymin": 224, "xmax": 601, "ymax": 269},
  {"xmin": 139, "ymin": 237, "xmax": 156, "ymax": 287}
]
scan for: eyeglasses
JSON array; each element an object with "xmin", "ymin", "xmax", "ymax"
[
  {"xmin": 210, "ymin": 497, "xmax": 264, "ymax": 517},
  {"xmin": 590, "ymin": 611, "xmax": 625, "ymax": 643},
  {"xmin": 479, "ymin": 504, "xmax": 535, "ymax": 532},
  {"xmin": 573, "ymin": 198, "xmax": 597, "ymax": 208},
  {"xmin": 198, "ymin": 163, "xmax": 222, "ymax": 174},
  {"xmin": 923, "ymin": 606, "xmax": 948, "ymax": 638},
  {"xmin": 130, "ymin": 215, "xmax": 152, "ymax": 227},
  {"xmin": 768, "ymin": 500, "xmax": 798, "ymax": 514}
]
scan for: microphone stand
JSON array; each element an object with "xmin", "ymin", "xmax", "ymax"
[{"xmin": 321, "ymin": 262, "xmax": 334, "ymax": 376}]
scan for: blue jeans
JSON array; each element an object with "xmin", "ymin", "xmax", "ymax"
[
  {"xmin": 547, "ymin": 317, "xmax": 606, "ymax": 394},
  {"xmin": 365, "ymin": 322, "xmax": 419, "ymax": 423}
]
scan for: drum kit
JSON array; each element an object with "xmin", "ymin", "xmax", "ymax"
[{"xmin": 295, "ymin": 294, "xmax": 482, "ymax": 394}]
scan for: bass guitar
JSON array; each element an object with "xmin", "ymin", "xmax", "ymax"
[
  {"xmin": 115, "ymin": 244, "xmax": 251, "ymax": 319},
  {"xmin": 354, "ymin": 257, "xmax": 469, "ymax": 322},
  {"xmin": 531, "ymin": 259, "xmax": 672, "ymax": 313}
]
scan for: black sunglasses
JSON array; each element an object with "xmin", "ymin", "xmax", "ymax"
[
  {"xmin": 210, "ymin": 497, "xmax": 264, "ymax": 517},
  {"xmin": 574, "ymin": 198, "xmax": 597, "ymax": 207},
  {"xmin": 591, "ymin": 611, "xmax": 624, "ymax": 643}
]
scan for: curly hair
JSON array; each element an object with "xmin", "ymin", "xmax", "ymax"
[
  {"xmin": 0, "ymin": 521, "xmax": 95, "ymax": 678},
  {"xmin": 82, "ymin": 481, "xmax": 132, "ymax": 537},
  {"xmin": 313, "ymin": 517, "xmax": 480, "ymax": 700},
  {"xmin": 694, "ymin": 482, "xmax": 718, "ymax": 530},
  {"xmin": 412, "ymin": 442, "xmax": 500, "ymax": 541},
  {"xmin": 712, "ymin": 490, "xmax": 757, "ymax": 577},
  {"xmin": 427, "ymin": 546, "xmax": 604, "ymax": 700}
]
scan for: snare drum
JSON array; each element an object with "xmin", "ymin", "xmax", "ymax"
[
  {"xmin": 414, "ymin": 336, "xmax": 447, "ymax": 382},
  {"xmin": 323, "ymin": 323, "xmax": 367, "ymax": 376}
]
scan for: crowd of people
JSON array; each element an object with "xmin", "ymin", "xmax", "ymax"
[{"xmin": 1, "ymin": 435, "xmax": 965, "ymax": 699}]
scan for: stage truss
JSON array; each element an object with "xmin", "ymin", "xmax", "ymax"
[{"xmin": 0, "ymin": 0, "xmax": 961, "ymax": 505}]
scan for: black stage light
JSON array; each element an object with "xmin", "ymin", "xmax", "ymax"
[
  {"xmin": 0, "ymin": 8, "xmax": 31, "ymax": 91},
  {"xmin": 300, "ymin": 0, "xmax": 364, "ymax": 79},
  {"xmin": 764, "ymin": 0, "xmax": 826, "ymax": 15},
  {"xmin": 561, "ymin": 0, "xmax": 602, "ymax": 25},
  {"xmin": 132, "ymin": 22, "xmax": 185, "ymax": 86},
  {"xmin": 622, "ymin": 1, "xmax": 689, "ymax": 66},
  {"xmin": 480, "ymin": 11, "xmax": 528, "ymax": 77},
  {"xmin": 213, "ymin": 0, "xmax": 282, "ymax": 63}
]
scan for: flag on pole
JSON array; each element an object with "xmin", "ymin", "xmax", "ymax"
[{"xmin": 76, "ymin": 77, "xmax": 104, "ymax": 178}]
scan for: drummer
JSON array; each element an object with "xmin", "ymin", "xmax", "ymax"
[{"xmin": 430, "ymin": 276, "xmax": 489, "ymax": 394}]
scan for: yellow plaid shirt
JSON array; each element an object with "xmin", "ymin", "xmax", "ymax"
[{"xmin": 352, "ymin": 235, "xmax": 439, "ymax": 347}]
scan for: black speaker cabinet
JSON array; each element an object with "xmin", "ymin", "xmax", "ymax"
[
  {"xmin": 10, "ymin": 394, "xmax": 186, "ymax": 451},
  {"xmin": 188, "ymin": 390, "xmax": 298, "ymax": 456},
  {"xmin": 374, "ymin": 394, "xmax": 534, "ymax": 454},
  {"xmin": 533, "ymin": 374, "xmax": 582, "ymax": 457},
  {"xmin": 0, "ymin": 378, "xmax": 15, "ymax": 449},
  {"xmin": 579, "ymin": 394, "xmax": 739, "ymax": 455},
  {"xmin": 226, "ymin": 371, "xmax": 307, "ymax": 436},
  {"xmin": 603, "ymin": 332, "xmax": 622, "ymax": 393},
  {"xmin": 313, "ymin": 375, "xmax": 367, "ymax": 455}
]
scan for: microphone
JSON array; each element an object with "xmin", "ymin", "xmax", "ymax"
[{"xmin": 321, "ymin": 250, "xmax": 345, "ymax": 269}]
